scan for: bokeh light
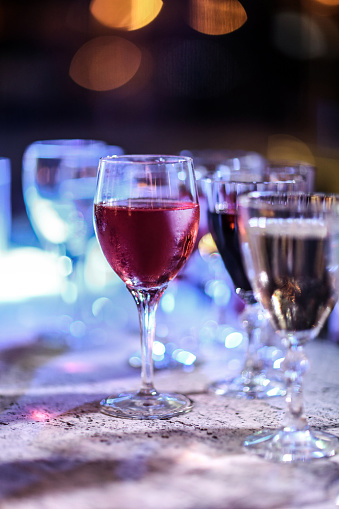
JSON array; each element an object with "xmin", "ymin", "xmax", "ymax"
[
  {"xmin": 30, "ymin": 409, "xmax": 53, "ymax": 422},
  {"xmin": 303, "ymin": 15, "xmax": 339, "ymax": 58},
  {"xmin": 310, "ymin": 0, "xmax": 339, "ymax": 5},
  {"xmin": 89, "ymin": 0, "xmax": 163, "ymax": 31},
  {"xmin": 62, "ymin": 361, "xmax": 95, "ymax": 373},
  {"xmin": 267, "ymin": 134, "xmax": 315, "ymax": 165},
  {"xmin": 273, "ymin": 11, "xmax": 326, "ymax": 59},
  {"xmin": 0, "ymin": 248, "xmax": 61, "ymax": 302},
  {"xmin": 69, "ymin": 36, "xmax": 142, "ymax": 91},
  {"xmin": 188, "ymin": 0, "xmax": 247, "ymax": 35},
  {"xmin": 304, "ymin": 0, "xmax": 339, "ymax": 17},
  {"xmin": 198, "ymin": 233, "xmax": 217, "ymax": 259},
  {"xmin": 224, "ymin": 331, "xmax": 244, "ymax": 349}
]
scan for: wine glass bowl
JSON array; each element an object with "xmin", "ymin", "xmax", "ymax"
[
  {"xmin": 94, "ymin": 155, "xmax": 199, "ymax": 419},
  {"xmin": 22, "ymin": 140, "xmax": 110, "ymax": 255},
  {"xmin": 238, "ymin": 191, "xmax": 339, "ymax": 461},
  {"xmin": 264, "ymin": 161, "xmax": 316, "ymax": 192}
]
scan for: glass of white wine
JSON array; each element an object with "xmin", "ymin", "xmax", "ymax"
[{"xmin": 238, "ymin": 191, "xmax": 339, "ymax": 461}]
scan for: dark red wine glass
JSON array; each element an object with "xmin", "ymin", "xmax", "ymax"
[
  {"xmin": 94, "ymin": 155, "xmax": 199, "ymax": 419},
  {"xmin": 202, "ymin": 176, "xmax": 305, "ymax": 399}
]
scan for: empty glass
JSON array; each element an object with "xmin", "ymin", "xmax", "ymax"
[{"xmin": 22, "ymin": 139, "xmax": 124, "ymax": 342}]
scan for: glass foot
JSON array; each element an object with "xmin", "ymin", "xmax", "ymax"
[
  {"xmin": 100, "ymin": 391, "xmax": 193, "ymax": 420},
  {"xmin": 209, "ymin": 372, "xmax": 286, "ymax": 399},
  {"xmin": 244, "ymin": 428, "xmax": 339, "ymax": 462}
]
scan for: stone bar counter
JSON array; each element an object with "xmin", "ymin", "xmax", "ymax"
[{"xmin": 0, "ymin": 327, "xmax": 338, "ymax": 509}]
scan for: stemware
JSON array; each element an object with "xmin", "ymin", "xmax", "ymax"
[
  {"xmin": 203, "ymin": 176, "xmax": 306, "ymax": 399},
  {"xmin": 93, "ymin": 155, "xmax": 199, "ymax": 419},
  {"xmin": 22, "ymin": 139, "xmax": 123, "ymax": 342},
  {"xmin": 265, "ymin": 161, "xmax": 316, "ymax": 192},
  {"xmin": 238, "ymin": 191, "xmax": 339, "ymax": 461}
]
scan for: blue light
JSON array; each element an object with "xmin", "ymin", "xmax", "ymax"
[
  {"xmin": 161, "ymin": 292, "xmax": 175, "ymax": 313},
  {"xmin": 172, "ymin": 349, "xmax": 196, "ymax": 366},
  {"xmin": 224, "ymin": 331, "xmax": 244, "ymax": 349}
]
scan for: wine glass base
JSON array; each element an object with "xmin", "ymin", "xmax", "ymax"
[
  {"xmin": 208, "ymin": 373, "xmax": 286, "ymax": 399},
  {"xmin": 100, "ymin": 391, "xmax": 193, "ymax": 420},
  {"xmin": 244, "ymin": 428, "xmax": 339, "ymax": 462}
]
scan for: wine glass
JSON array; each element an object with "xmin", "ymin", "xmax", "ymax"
[
  {"xmin": 202, "ymin": 176, "xmax": 306, "ymax": 399},
  {"xmin": 22, "ymin": 139, "xmax": 124, "ymax": 343},
  {"xmin": 265, "ymin": 161, "xmax": 316, "ymax": 192},
  {"xmin": 238, "ymin": 191, "xmax": 339, "ymax": 461},
  {"xmin": 93, "ymin": 155, "xmax": 199, "ymax": 419}
]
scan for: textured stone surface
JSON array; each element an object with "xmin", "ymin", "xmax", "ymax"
[{"xmin": 0, "ymin": 334, "xmax": 338, "ymax": 509}]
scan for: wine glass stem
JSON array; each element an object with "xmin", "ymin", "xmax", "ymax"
[
  {"xmin": 241, "ymin": 303, "xmax": 264, "ymax": 377},
  {"xmin": 282, "ymin": 343, "xmax": 308, "ymax": 431},
  {"xmin": 129, "ymin": 286, "xmax": 166, "ymax": 397}
]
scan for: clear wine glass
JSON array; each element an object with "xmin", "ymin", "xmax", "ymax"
[
  {"xmin": 93, "ymin": 155, "xmax": 200, "ymax": 419},
  {"xmin": 22, "ymin": 139, "xmax": 123, "ymax": 343},
  {"xmin": 238, "ymin": 191, "xmax": 339, "ymax": 461},
  {"xmin": 202, "ymin": 176, "xmax": 306, "ymax": 399},
  {"xmin": 265, "ymin": 161, "xmax": 316, "ymax": 192}
]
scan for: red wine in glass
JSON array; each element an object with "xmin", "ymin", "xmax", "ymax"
[
  {"xmin": 207, "ymin": 210, "xmax": 252, "ymax": 294},
  {"xmin": 94, "ymin": 199, "xmax": 199, "ymax": 289}
]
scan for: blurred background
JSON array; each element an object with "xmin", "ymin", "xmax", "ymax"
[
  {"xmin": 0, "ymin": 0, "xmax": 339, "ymax": 217},
  {"xmin": 0, "ymin": 0, "xmax": 339, "ymax": 361}
]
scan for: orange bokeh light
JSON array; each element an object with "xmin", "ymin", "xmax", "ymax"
[
  {"xmin": 89, "ymin": 0, "xmax": 163, "ymax": 31},
  {"xmin": 69, "ymin": 36, "xmax": 142, "ymax": 91},
  {"xmin": 312, "ymin": 0, "xmax": 339, "ymax": 4},
  {"xmin": 188, "ymin": 0, "xmax": 247, "ymax": 36}
]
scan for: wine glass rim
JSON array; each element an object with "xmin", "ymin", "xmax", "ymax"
[
  {"xmin": 100, "ymin": 155, "xmax": 193, "ymax": 165},
  {"xmin": 28, "ymin": 139, "xmax": 106, "ymax": 146},
  {"xmin": 201, "ymin": 176, "xmax": 301, "ymax": 185},
  {"xmin": 238, "ymin": 191, "xmax": 339, "ymax": 208},
  {"xmin": 180, "ymin": 148, "xmax": 261, "ymax": 159},
  {"xmin": 266, "ymin": 160, "xmax": 315, "ymax": 169}
]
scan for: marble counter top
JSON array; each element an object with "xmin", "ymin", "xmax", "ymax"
[{"xmin": 0, "ymin": 331, "xmax": 338, "ymax": 509}]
